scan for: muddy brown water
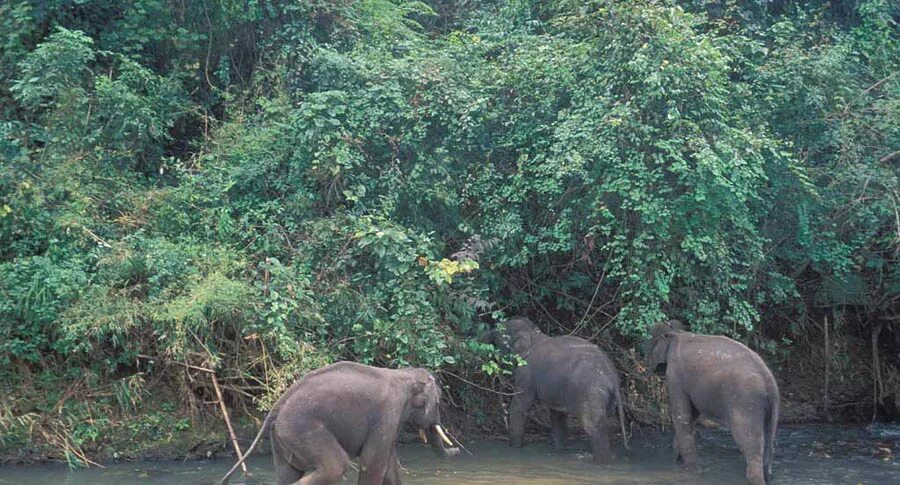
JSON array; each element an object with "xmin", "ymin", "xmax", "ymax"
[{"xmin": 1, "ymin": 425, "xmax": 897, "ymax": 484}]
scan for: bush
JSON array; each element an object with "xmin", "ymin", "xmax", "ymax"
[{"xmin": 2, "ymin": 0, "xmax": 899, "ymax": 463}]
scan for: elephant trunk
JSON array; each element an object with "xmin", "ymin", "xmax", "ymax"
[{"xmin": 425, "ymin": 424, "xmax": 459, "ymax": 457}]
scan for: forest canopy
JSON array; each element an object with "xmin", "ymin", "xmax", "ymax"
[{"xmin": 1, "ymin": 0, "xmax": 898, "ymax": 464}]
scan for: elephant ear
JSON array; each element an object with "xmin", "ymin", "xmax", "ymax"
[
  {"xmin": 511, "ymin": 330, "xmax": 533, "ymax": 356},
  {"xmin": 503, "ymin": 317, "xmax": 538, "ymax": 356},
  {"xmin": 409, "ymin": 372, "xmax": 433, "ymax": 408},
  {"xmin": 648, "ymin": 332, "xmax": 674, "ymax": 374}
]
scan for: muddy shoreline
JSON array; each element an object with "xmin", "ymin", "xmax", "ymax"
[
  {"xmin": 4, "ymin": 422, "xmax": 898, "ymax": 468},
  {"xmin": 1, "ymin": 425, "xmax": 898, "ymax": 485}
]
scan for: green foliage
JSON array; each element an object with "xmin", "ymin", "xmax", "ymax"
[
  {"xmin": 0, "ymin": 254, "xmax": 89, "ymax": 364},
  {"xmin": 2, "ymin": 0, "xmax": 899, "ymax": 462},
  {"xmin": 11, "ymin": 27, "xmax": 95, "ymax": 109}
]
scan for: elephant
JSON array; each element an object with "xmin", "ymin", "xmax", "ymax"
[
  {"xmin": 646, "ymin": 320, "xmax": 780, "ymax": 485},
  {"xmin": 219, "ymin": 361, "xmax": 459, "ymax": 485},
  {"xmin": 494, "ymin": 317, "xmax": 629, "ymax": 463}
]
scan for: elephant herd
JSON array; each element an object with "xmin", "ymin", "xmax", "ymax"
[{"xmin": 219, "ymin": 318, "xmax": 780, "ymax": 485}]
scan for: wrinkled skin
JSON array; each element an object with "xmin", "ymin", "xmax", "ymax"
[
  {"xmin": 219, "ymin": 361, "xmax": 458, "ymax": 485},
  {"xmin": 495, "ymin": 317, "xmax": 628, "ymax": 463},
  {"xmin": 647, "ymin": 320, "xmax": 780, "ymax": 485}
]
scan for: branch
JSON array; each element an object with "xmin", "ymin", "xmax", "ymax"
[
  {"xmin": 879, "ymin": 150, "xmax": 900, "ymax": 164},
  {"xmin": 843, "ymin": 74, "xmax": 895, "ymax": 117},
  {"xmin": 440, "ymin": 370, "xmax": 521, "ymax": 397},
  {"xmin": 136, "ymin": 354, "xmax": 214, "ymax": 374},
  {"xmin": 211, "ymin": 372, "xmax": 248, "ymax": 475},
  {"xmin": 81, "ymin": 226, "xmax": 111, "ymax": 248}
]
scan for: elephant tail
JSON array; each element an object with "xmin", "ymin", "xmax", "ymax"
[
  {"xmin": 218, "ymin": 410, "xmax": 275, "ymax": 485},
  {"xmin": 616, "ymin": 388, "xmax": 630, "ymax": 450},
  {"xmin": 763, "ymin": 394, "xmax": 779, "ymax": 483}
]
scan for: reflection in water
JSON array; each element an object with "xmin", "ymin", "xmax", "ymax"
[{"xmin": 0, "ymin": 425, "xmax": 897, "ymax": 485}]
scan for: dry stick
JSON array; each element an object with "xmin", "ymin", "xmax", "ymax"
[
  {"xmin": 880, "ymin": 150, "xmax": 900, "ymax": 164},
  {"xmin": 571, "ymin": 247, "xmax": 615, "ymax": 335},
  {"xmin": 441, "ymin": 427, "xmax": 473, "ymax": 456},
  {"xmin": 891, "ymin": 192, "xmax": 900, "ymax": 244},
  {"xmin": 824, "ymin": 315, "xmax": 831, "ymax": 423},
  {"xmin": 142, "ymin": 349, "xmax": 249, "ymax": 474},
  {"xmin": 257, "ymin": 337, "xmax": 272, "ymax": 400},
  {"xmin": 842, "ymin": 74, "xmax": 895, "ymax": 117},
  {"xmin": 136, "ymin": 354, "xmax": 215, "ymax": 374},
  {"xmin": 871, "ymin": 323, "xmax": 884, "ymax": 424},
  {"xmin": 441, "ymin": 370, "xmax": 521, "ymax": 396},
  {"xmin": 81, "ymin": 225, "xmax": 112, "ymax": 248},
  {"xmin": 187, "ymin": 328, "xmax": 249, "ymax": 475},
  {"xmin": 211, "ymin": 372, "xmax": 247, "ymax": 475},
  {"xmin": 46, "ymin": 423, "xmax": 104, "ymax": 468}
]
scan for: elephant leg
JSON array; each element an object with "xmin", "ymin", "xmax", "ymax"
[
  {"xmin": 357, "ymin": 435, "xmax": 397, "ymax": 485},
  {"xmin": 550, "ymin": 410, "xmax": 568, "ymax": 449},
  {"xmin": 275, "ymin": 424, "xmax": 348, "ymax": 485},
  {"xmin": 668, "ymin": 389, "xmax": 699, "ymax": 471},
  {"xmin": 272, "ymin": 441, "xmax": 304, "ymax": 485},
  {"xmin": 729, "ymin": 412, "xmax": 766, "ymax": 485},
  {"xmin": 580, "ymin": 398, "xmax": 612, "ymax": 464},
  {"xmin": 509, "ymin": 390, "xmax": 535, "ymax": 448},
  {"xmin": 383, "ymin": 446, "xmax": 402, "ymax": 485}
]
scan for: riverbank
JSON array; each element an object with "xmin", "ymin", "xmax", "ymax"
[
  {"xmin": 1, "ymin": 425, "xmax": 898, "ymax": 484},
  {"xmin": 0, "ymin": 339, "xmax": 880, "ymax": 467}
]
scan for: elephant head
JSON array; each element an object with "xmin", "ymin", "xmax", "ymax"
[
  {"xmin": 645, "ymin": 319, "xmax": 687, "ymax": 374},
  {"xmin": 493, "ymin": 317, "xmax": 541, "ymax": 356},
  {"xmin": 401, "ymin": 368, "xmax": 459, "ymax": 457}
]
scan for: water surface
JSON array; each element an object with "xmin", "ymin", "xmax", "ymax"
[{"xmin": 1, "ymin": 425, "xmax": 897, "ymax": 484}]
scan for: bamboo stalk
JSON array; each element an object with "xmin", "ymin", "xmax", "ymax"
[{"xmin": 211, "ymin": 373, "xmax": 247, "ymax": 475}]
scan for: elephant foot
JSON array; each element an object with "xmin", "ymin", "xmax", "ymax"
[
  {"xmin": 680, "ymin": 462, "xmax": 701, "ymax": 473},
  {"xmin": 510, "ymin": 438, "xmax": 524, "ymax": 448}
]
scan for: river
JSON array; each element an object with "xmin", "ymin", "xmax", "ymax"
[{"xmin": 0, "ymin": 425, "xmax": 897, "ymax": 484}]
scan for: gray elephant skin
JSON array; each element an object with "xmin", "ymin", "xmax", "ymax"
[
  {"xmin": 496, "ymin": 317, "xmax": 629, "ymax": 463},
  {"xmin": 647, "ymin": 320, "xmax": 780, "ymax": 485},
  {"xmin": 219, "ymin": 361, "xmax": 459, "ymax": 485}
]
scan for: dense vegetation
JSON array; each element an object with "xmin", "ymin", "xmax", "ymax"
[{"xmin": 2, "ymin": 0, "xmax": 898, "ymax": 465}]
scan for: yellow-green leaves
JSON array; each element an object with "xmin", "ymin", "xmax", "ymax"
[{"xmin": 424, "ymin": 257, "xmax": 480, "ymax": 285}]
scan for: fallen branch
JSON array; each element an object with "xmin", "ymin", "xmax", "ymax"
[
  {"xmin": 842, "ymin": 74, "xmax": 895, "ymax": 117},
  {"xmin": 211, "ymin": 372, "xmax": 247, "ymax": 475},
  {"xmin": 441, "ymin": 426, "xmax": 473, "ymax": 456},
  {"xmin": 136, "ymin": 354, "xmax": 215, "ymax": 374},
  {"xmin": 880, "ymin": 150, "xmax": 900, "ymax": 164},
  {"xmin": 872, "ymin": 323, "xmax": 884, "ymax": 423},
  {"xmin": 80, "ymin": 226, "xmax": 112, "ymax": 248},
  {"xmin": 824, "ymin": 315, "xmax": 831, "ymax": 423},
  {"xmin": 441, "ymin": 370, "xmax": 521, "ymax": 396}
]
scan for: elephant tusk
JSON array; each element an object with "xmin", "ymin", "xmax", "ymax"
[
  {"xmin": 434, "ymin": 424, "xmax": 454, "ymax": 447},
  {"xmin": 418, "ymin": 429, "xmax": 428, "ymax": 443}
]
